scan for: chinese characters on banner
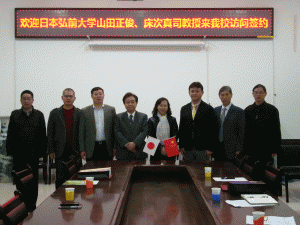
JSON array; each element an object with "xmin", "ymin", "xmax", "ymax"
[
  {"xmin": 15, "ymin": 8, "xmax": 274, "ymax": 38},
  {"xmin": 20, "ymin": 18, "xmax": 138, "ymax": 29},
  {"xmin": 19, "ymin": 17, "xmax": 269, "ymax": 29}
]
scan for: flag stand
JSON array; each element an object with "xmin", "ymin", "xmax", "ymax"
[{"xmin": 146, "ymin": 154, "xmax": 150, "ymax": 165}]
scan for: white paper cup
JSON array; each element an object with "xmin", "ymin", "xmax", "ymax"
[
  {"xmin": 211, "ymin": 187, "xmax": 221, "ymax": 195},
  {"xmin": 86, "ymin": 177, "xmax": 94, "ymax": 189},
  {"xmin": 211, "ymin": 187, "xmax": 221, "ymax": 201},
  {"xmin": 86, "ymin": 177, "xmax": 94, "ymax": 182},
  {"xmin": 65, "ymin": 187, "xmax": 75, "ymax": 201},
  {"xmin": 205, "ymin": 167, "xmax": 212, "ymax": 177},
  {"xmin": 252, "ymin": 211, "xmax": 265, "ymax": 220}
]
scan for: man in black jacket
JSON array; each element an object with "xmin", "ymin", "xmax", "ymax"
[
  {"xmin": 244, "ymin": 84, "xmax": 281, "ymax": 168},
  {"xmin": 6, "ymin": 90, "xmax": 47, "ymax": 211},
  {"xmin": 178, "ymin": 82, "xmax": 220, "ymax": 161},
  {"xmin": 47, "ymin": 88, "xmax": 82, "ymax": 189}
]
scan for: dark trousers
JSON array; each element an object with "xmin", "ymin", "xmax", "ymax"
[
  {"xmin": 214, "ymin": 142, "xmax": 237, "ymax": 164},
  {"xmin": 55, "ymin": 148, "xmax": 74, "ymax": 189},
  {"xmin": 116, "ymin": 149, "xmax": 147, "ymax": 161},
  {"xmin": 55, "ymin": 158, "xmax": 68, "ymax": 190},
  {"xmin": 87, "ymin": 141, "xmax": 112, "ymax": 162},
  {"xmin": 214, "ymin": 142, "xmax": 226, "ymax": 162},
  {"xmin": 13, "ymin": 156, "xmax": 38, "ymax": 211}
]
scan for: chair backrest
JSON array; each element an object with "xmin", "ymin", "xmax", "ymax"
[
  {"xmin": 234, "ymin": 154, "xmax": 247, "ymax": 169},
  {"xmin": 263, "ymin": 165, "xmax": 282, "ymax": 196},
  {"xmin": 12, "ymin": 165, "xmax": 34, "ymax": 191},
  {"xmin": 63, "ymin": 156, "xmax": 77, "ymax": 179},
  {"xmin": 0, "ymin": 190, "xmax": 28, "ymax": 225},
  {"xmin": 12, "ymin": 165, "xmax": 35, "ymax": 211},
  {"xmin": 241, "ymin": 156, "xmax": 262, "ymax": 180},
  {"xmin": 73, "ymin": 153, "xmax": 83, "ymax": 171},
  {"xmin": 280, "ymin": 145, "xmax": 300, "ymax": 166}
]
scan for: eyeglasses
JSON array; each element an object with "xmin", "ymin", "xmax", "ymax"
[
  {"xmin": 253, "ymin": 92, "xmax": 265, "ymax": 95},
  {"xmin": 63, "ymin": 95, "xmax": 75, "ymax": 99}
]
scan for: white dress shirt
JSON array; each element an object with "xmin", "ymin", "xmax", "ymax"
[
  {"xmin": 127, "ymin": 111, "xmax": 136, "ymax": 121},
  {"xmin": 221, "ymin": 103, "xmax": 232, "ymax": 118},
  {"xmin": 93, "ymin": 105, "xmax": 105, "ymax": 142}
]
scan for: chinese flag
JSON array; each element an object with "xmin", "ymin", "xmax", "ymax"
[{"xmin": 163, "ymin": 137, "xmax": 179, "ymax": 157}]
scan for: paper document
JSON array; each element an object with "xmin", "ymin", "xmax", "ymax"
[
  {"xmin": 246, "ymin": 216, "xmax": 296, "ymax": 225},
  {"xmin": 63, "ymin": 180, "xmax": 99, "ymax": 185},
  {"xmin": 241, "ymin": 194, "xmax": 278, "ymax": 205},
  {"xmin": 79, "ymin": 167, "xmax": 111, "ymax": 173},
  {"xmin": 213, "ymin": 177, "xmax": 248, "ymax": 182},
  {"xmin": 225, "ymin": 200, "xmax": 277, "ymax": 208}
]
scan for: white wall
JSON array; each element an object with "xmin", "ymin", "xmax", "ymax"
[
  {"xmin": 1, "ymin": 0, "xmax": 300, "ymax": 139},
  {"xmin": 15, "ymin": 40, "xmax": 207, "ymax": 121}
]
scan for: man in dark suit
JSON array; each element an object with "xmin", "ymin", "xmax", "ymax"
[
  {"xmin": 80, "ymin": 87, "xmax": 116, "ymax": 161},
  {"xmin": 178, "ymin": 82, "xmax": 219, "ymax": 161},
  {"xmin": 214, "ymin": 86, "xmax": 245, "ymax": 163},
  {"xmin": 47, "ymin": 88, "xmax": 82, "ymax": 189},
  {"xmin": 244, "ymin": 84, "xmax": 281, "ymax": 168},
  {"xmin": 115, "ymin": 92, "xmax": 148, "ymax": 161},
  {"xmin": 6, "ymin": 90, "xmax": 46, "ymax": 211}
]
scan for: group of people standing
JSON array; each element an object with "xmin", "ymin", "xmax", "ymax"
[{"xmin": 5, "ymin": 81, "xmax": 282, "ymax": 211}]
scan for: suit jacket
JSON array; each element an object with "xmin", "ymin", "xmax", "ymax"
[
  {"xmin": 214, "ymin": 104, "xmax": 245, "ymax": 160},
  {"xmin": 114, "ymin": 111, "xmax": 148, "ymax": 160},
  {"xmin": 6, "ymin": 107, "xmax": 46, "ymax": 160},
  {"xmin": 148, "ymin": 115, "xmax": 178, "ymax": 160},
  {"xmin": 244, "ymin": 101, "xmax": 281, "ymax": 158},
  {"xmin": 47, "ymin": 106, "xmax": 82, "ymax": 158},
  {"xmin": 79, "ymin": 104, "xmax": 116, "ymax": 158},
  {"xmin": 178, "ymin": 101, "xmax": 220, "ymax": 152}
]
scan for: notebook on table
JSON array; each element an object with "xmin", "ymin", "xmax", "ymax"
[
  {"xmin": 241, "ymin": 194, "xmax": 278, "ymax": 205},
  {"xmin": 78, "ymin": 167, "xmax": 112, "ymax": 179}
]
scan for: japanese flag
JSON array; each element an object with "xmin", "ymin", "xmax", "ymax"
[{"xmin": 143, "ymin": 136, "xmax": 160, "ymax": 156}]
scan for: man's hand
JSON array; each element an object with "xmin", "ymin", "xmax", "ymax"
[
  {"xmin": 161, "ymin": 147, "xmax": 167, "ymax": 156},
  {"xmin": 179, "ymin": 148, "xmax": 185, "ymax": 158},
  {"xmin": 49, "ymin": 153, "xmax": 55, "ymax": 160},
  {"xmin": 179, "ymin": 148, "xmax": 185, "ymax": 154},
  {"xmin": 205, "ymin": 150, "xmax": 213, "ymax": 156},
  {"xmin": 236, "ymin": 151, "xmax": 240, "ymax": 157},
  {"xmin": 80, "ymin": 152, "xmax": 86, "ymax": 159},
  {"xmin": 126, "ymin": 142, "xmax": 136, "ymax": 153},
  {"xmin": 271, "ymin": 153, "xmax": 277, "ymax": 158}
]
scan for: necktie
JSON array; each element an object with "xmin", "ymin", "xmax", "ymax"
[
  {"xmin": 219, "ymin": 108, "xmax": 227, "ymax": 142},
  {"xmin": 129, "ymin": 115, "xmax": 133, "ymax": 124},
  {"xmin": 192, "ymin": 106, "xmax": 196, "ymax": 120}
]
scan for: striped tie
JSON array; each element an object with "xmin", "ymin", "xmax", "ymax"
[
  {"xmin": 219, "ymin": 108, "xmax": 227, "ymax": 142},
  {"xmin": 192, "ymin": 106, "xmax": 196, "ymax": 120}
]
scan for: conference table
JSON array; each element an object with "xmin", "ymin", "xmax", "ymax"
[{"xmin": 22, "ymin": 160, "xmax": 300, "ymax": 225}]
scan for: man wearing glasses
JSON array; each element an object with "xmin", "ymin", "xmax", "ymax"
[
  {"xmin": 47, "ymin": 88, "xmax": 83, "ymax": 189},
  {"xmin": 6, "ymin": 90, "xmax": 46, "ymax": 211},
  {"xmin": 244, "ymin": 84, "xmax": 281, "ymax": 176}
]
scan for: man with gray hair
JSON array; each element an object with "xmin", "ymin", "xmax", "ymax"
[
  {"xmin": 47, "ymin": 88, "xmax": 83, "ymax": 189},
  {"xmin": 214, "ymin": 86, "xmax": 245, "ymax": 162}
]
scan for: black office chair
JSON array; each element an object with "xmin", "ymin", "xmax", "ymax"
[
  {"xmin": 262, "ymin": 165, "xmax": 283, "ymax": 197},
  {"xmin": 63, "ymin": 156, "xmax": 78, "ymax": 180},
  {"xmin": 281, "ymin": 166, "xmax": 300, "ymax": 203},
  {"xmin": 234, "ymin": 154, "xmax": 247, "ymax": 169},
  {"xmin": 241, "ymin": 156, "xmax": 262, "ymax": 180},
  {"xmin": 0, "ymin": 190, "xmax": 28, "ymax": 225},
  {"xmin": 48, "ymin": 156, "xmax": 56, "ymax": 184},
  {"xmin": 38, "ymin": 153, "xmax": 48, "ymax": 184},
  {"xmin": 74, "ymin": 153, "xmax": 83, "ymax": 171},
  {"xmin": 12, "ymin": 165, "xmax": 37, "ymax": 212}
]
